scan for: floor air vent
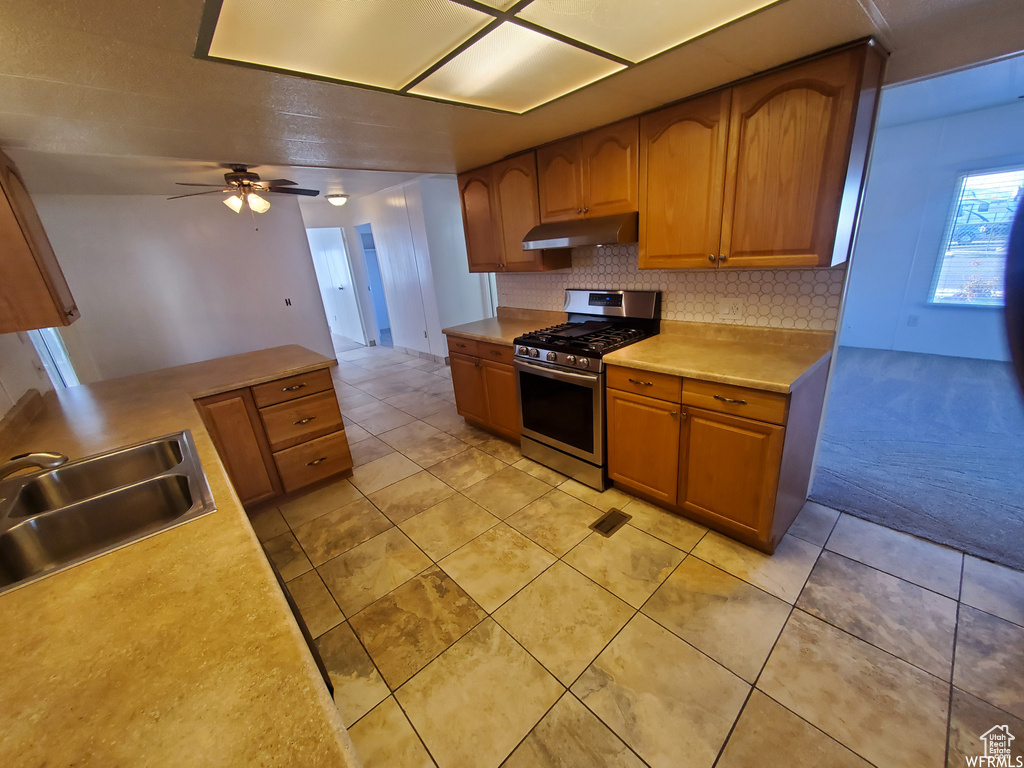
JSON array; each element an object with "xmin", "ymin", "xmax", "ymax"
[{"xmin": 590, "ymin": 508, "xmax": 631, "ymax": 537}]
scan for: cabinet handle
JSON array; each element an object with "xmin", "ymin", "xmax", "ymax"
[
  {"xmin": 474, "ymin": 361, "xmax": 482, "ymax": 368},
  {"xmin": 628, "ymin": 378, "xmax": 653, "ymax": 386},
  {"xmin": 293, "ymin": 416, "xmax": 316, "ymax": 425},
  {"xmin": 282, "ymin": 383, "xmax": 306, "ymax": 392},
  {"xmin": 583, "ymin": 206, "xmax": 589, "ymax": 213},
  {"xmin": 305, "ymin": 457, "xmax": 328, "ymax": 466},
  {"xmin": 708, "ymin": 254, "xmax": 716, "ymax": 263},
  {"xmin": 456, "ymin": 343, "xmax": 467, "ymax": 348},
  {"xmin": 576, "ymin": 207, "xmax": 582, "ymax": 214},
  {"xmin": 714, "ymin": 394, "xmax": 747, "ymax": 405},
  {"xmin": 718, "ymin": 254, "xmax": 728, "ymax": 263},
  {"xmin": 489, "ymin": 350, "xmax": 503, "ymax": 356}
]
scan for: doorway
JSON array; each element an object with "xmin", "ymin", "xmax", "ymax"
[
  {"xmin": 306, "ymin": 227, "xmax": 367, "ymax": 352},
  {"xmin": 356, "ymin": 224, "xmax": 392, "ymax": 348}
]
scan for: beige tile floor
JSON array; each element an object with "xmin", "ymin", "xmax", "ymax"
[{"xmin": 249, "ymin": 343, "xmax": 1024, "ymax": 768}]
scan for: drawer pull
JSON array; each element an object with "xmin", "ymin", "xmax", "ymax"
[
  {"xmin": 456, "ymin": 342, "xmax": 468, "ymax": 348},
  {"xmin": 714, "ymin": 394, "xmax": 747, "ymax": 405},
  {"xmin": 489, "ymin": 350, "xmax": 503, "ymax": 356},
  {"xmin": 628, "ymin": 378, "xmax": 653, "ymax": 386},
  {"xmin": 293, "ymin": 416, "xmax": 316, "ymax": 425},
  {"xmin": 305, "ymin": 457, "xmax": 328, "ymax": 467},
  {"xmin": 282, "ymin": 383, "xmax": 306, "ymax": 392}
]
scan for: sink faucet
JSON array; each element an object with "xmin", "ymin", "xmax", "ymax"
[{"xmin": 0, "ymin": 452, "xmax": 69, "ymax": 482}]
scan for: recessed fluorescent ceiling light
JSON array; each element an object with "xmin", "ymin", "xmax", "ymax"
[
  {"xmin": 516, "ymin": 0, "xmax": 779, "ymax": 63},
  {"xmin": 201, "ymin": 0, "xmax": 780, "ymax": 112},
  {"xmin": 208, "ymin": 0, "xmax": 491, "ymax": 90},
  {"xmin": 410, "ymin": 22, "xmax": 623, "ymax": 113}
]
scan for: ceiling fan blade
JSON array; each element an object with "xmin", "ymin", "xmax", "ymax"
[
  {"xmin": 167, "ymin": 189, "xmax": 231, "ymax": 200},
  {"xmin": 174, "ymin": 182, "xmax": 230, "ymax": 187},
  {"xmin": 259, "ymin": 179, "xmax": 297, "ymax": 186},
  {"xmin": 268, "ymin": 186, "xmax": 319, "ymax": 197}
]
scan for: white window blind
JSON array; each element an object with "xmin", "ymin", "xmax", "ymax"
[{"xmin": 930, "ymin": 167, "xmax": 1023, "ymax": 307}]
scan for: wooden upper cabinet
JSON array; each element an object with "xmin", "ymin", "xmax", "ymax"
[
  {"xmin": 581, "ymin": 118, "xmax": 639, "ymax": 218},
  {"xmin": 493, "ymin": 153, "xmax": 543, "ymax": 271},
  {"xmin": 537, "ymin": 137, "xmax": 584, "ymax": 222},
  {"xmin": 538, "ymin": 119, "xmax": 639, "ymax": 222},
  {"xmin": 639, "ymin": 91, "xmax": 731, "ymax": 269},
  {"xmin": 457, "ymin": 168, "xmax": 501, "ymax": 272},
  {"xmin": 720, "ymin": 46, "xmax": 872, "ymax": 268},
  {"xmin": 0, "ymin": 150, "xmax": 79, "ymax": 333}
]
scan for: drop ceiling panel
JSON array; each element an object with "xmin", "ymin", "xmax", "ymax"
[
  {"xmin": 516, "ymin": 0, "xmax": 780, "ymax": 62},
  {"xmin": 208, "ymin": 0, "xmax": 492, "ymax": 90},
  {"xmin": 409, "ymin": 22, "xmax": 624, "ymax": 113}
]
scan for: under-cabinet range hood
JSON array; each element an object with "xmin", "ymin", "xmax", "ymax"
[{"xmin": 522, "ymin": 212, "xmax": 638, "ymax": 250}]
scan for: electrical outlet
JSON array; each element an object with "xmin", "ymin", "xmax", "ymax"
[{"xmin": 716, "ymin": 297, "xmax": 744, "ymax": 322}]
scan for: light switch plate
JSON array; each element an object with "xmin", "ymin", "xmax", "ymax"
[{"xmin": 716, "ymin": 297, "xmax": 744, "ymax": 322}]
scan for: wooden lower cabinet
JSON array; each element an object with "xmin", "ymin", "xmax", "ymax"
[
  {"xmin": 196, "ymin": 389, "xmax": 281, "ymax": 506},
  {"xmin": 679, "ymin": 408, "xmax": 784, "ymax": 540},
  {"xmin": 607, "ymin": 388, "xmax": 680, "ymax": 505},
  {"xmin": 196, "ymin": 366, "xmax": 353, "ymax": 506},
  {"xmin": 606, "ymin": 362, "xmax": 828, "ymax": 553},
  {"xmin": 480, "ymin": 360, "xmax": 518, "ymax": 440},
  {"xmin": 450, "ymin": 353, "xmax": 488, "ymax": 423},
  {"xmin": 447, "ymin": 338, "xmax": 520, "ymax": 442}
]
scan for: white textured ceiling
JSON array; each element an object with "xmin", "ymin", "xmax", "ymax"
[{"xmin": 1, "ymin": 0, "xmax": 1023, "ymax": 195}]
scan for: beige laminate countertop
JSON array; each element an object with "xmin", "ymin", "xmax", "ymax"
[
  {"xmin": 442, "ymin": 307, "xmax": 567, "ymax": 346},
  {"xmin": 0, "ymin": 346, "xmax": 360, "ymax": 768},
  {"xmin": 604, "ymin": 321, "xmax": 834, "ymax": 393}
]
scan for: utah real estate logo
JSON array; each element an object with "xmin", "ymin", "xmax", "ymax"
[{"xmin": 967, "ymin": 725, "xmax": 1022, "ymax": 767}]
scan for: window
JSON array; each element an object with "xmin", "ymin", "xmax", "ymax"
[
  {"xmin": 930, "ymin": 167, "xmax": 1023, "ymax": 307},
  {"xmin": 27, "ymin": 328, "xmax": 79, "ymax": 389}
]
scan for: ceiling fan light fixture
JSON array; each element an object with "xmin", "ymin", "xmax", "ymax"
[
  {"xmin": 223, "ymin": 193, "xmax": 244, "ymax": 213},
  {"xmin": 247, "ymin": 191, "xmax": 271, "ymax": 213},
  {"xmin": 326, "ymin": 194, "xmax": 349, "ymax": 206}
]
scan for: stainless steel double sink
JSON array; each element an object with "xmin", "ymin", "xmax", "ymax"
[{"xmin": 0, "ymin": 431, "xmax": 216, "ymax": 594}]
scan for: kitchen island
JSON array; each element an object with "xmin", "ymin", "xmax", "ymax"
[{"xmin": 0, "ymin": 346, "xmax": 360, "ymax": 768}]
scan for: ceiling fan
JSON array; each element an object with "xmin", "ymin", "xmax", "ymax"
[{"xmin": 168, "ymin": 164, "xmax": 320, "ymax": 213}]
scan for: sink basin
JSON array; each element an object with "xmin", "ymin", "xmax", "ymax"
[
  {"xmin": 7, "ymin": 438, "xmax": 184, "ymax": 517},
  {"xmin": 0, "ymin": 431, "xmax": 215, "ymax": 594}
]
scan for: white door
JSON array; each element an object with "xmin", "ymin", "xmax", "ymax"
[{"xmin": 306, "ymin": 228, "xmax": 366, "ymax": 345}]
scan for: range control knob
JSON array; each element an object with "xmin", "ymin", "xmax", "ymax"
[
  {"xmin": 546, "ymin": 351, "xmax": 557, "ymax": 362},
  {"xmin": 517, "ymin": 346, "xmax": 528, "ymax": 355},
  {"xmin": 579, "ymin": 357, "xmax": 590, "ymax": 368},
  {"xmin": 529, "ymin": 348, "xmax": 539, "ymax": 358},
  {"xmin": 566, "ymin": 355, "xmax": 577, "ymax": 365}
]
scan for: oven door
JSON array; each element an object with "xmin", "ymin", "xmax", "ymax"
[{"xmin": 515, "ymin": 359, "xmax": 604, "ymax": 465}]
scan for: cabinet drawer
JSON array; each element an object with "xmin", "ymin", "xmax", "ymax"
[
  {"xmin": 607, "ymin": 365, "xmax": 681, "ymax": 403},
  {"xmin": 477, "ymin": 340, "xmax": 513, "ymax": 364},
  {"xmin": 274, "ymin": 429, "xmax": 353, "ymax": 493},
  {"xmin": 447, "ymin": 335, "xmax": 479, "ymax": 357},
  {"xmin": 252, "ymin": 368, "xmax": 333, "ymax": 408},
  {"xmin": 681, "ymin": 379, "xmax": 788, "ymax": 425},
  {"xmin": 260, "ymin": 390, "xmax": 344, "ymax": 452}
]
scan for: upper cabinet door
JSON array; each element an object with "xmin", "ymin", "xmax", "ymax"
[
  {"xmin": 493, "ymin": 152, "xmax": 543, "ymax": 271},
  {"xmin": 720, "ymin": 48, "xmax": 866, "ymax": 268},
  {"xmin": 0, "ymin": 151, "xmax": 79, "ymax": 333},
  {"xmin": 537, "ymin": 137, "xmax": 584, "ymax": 222},
  {"xmin": 581, "ymin": 117, "xmax": 639, "ymax": 218},
  {"xmin": 457, "ymin": 168, "xmax": 502, "ymax": 273},
  {"xmin": 639, "ymin": 90, "xmax": 731, "ymax": 270}
]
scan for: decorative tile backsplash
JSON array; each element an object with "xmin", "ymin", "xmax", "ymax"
[{"xmin": 496, "ymin": 244, "xmax": 846, "ymax": 331}]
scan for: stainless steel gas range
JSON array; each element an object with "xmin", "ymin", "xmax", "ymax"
[{"xmin": 514, "ymin": 289, "xmax": 661, "ymax": 490}]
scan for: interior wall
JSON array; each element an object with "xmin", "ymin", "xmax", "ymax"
[
  {"xmin": 0, "ymin": 332, "xmax": 52, "ymax": 420},
  {"xmin": 413, "ymin": 175, "xmax": 495, "ymax": 330},
  {"xmin": 302, "ymin": 176, "xmax": 492, "ymax": 358},
  {"xmin": 840, "ymin": 98, "xmax": 1024, "ymax": 361},
  {"xmin": 33, "ymin": 194, "xmax": 334, "ymax": 380}
]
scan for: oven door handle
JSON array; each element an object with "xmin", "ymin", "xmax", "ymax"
[{"xmin": 515, "ymin": 359, "xmax": 600, "ymax": 384}]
